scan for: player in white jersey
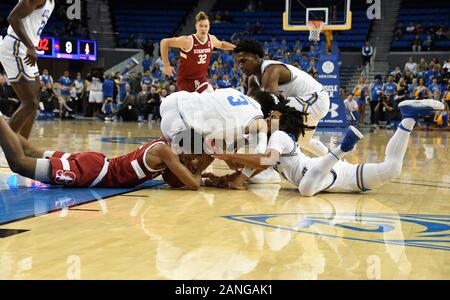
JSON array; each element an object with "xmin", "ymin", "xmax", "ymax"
[
  {"xmin": 210, "ymin": 99, "xmax": 444, "ymax": 196},
  {"xmin": 0, "ymin": 0, "xmax": 54, "ymax": 139},
  {"xmin": 160, "ymin": 88, "xmax": 269, "ymax": 157},
  {"xmin": 234, "ymin": 39, "xmax": 330, "ymax": 157}
]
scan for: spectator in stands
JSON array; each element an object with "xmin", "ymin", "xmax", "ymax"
[
  {"xmin": 427, "ymin": 22, "xmax": 437, "ymax": 35},
  {"xmin": 406, "ymin": 22, "xmax": 416, "ymax": 34},
  {"xmin": 361, "ymin": 41, "xmax": 374, "ymax": 69},
  {"xmin": 307, "ymin": 45, "xmax": 319, "ymax": 60},
  {"xmin": 419, "ymin": 58, "xmax": 428, "ymax": 72},
  {"xmin": 269, "ymin": 36, "xmax": 280, "ymax": 51},
  {"xmin": 412, "ymin": 35, "xmax": 422, "ymax": 52},
  {"xmin": 343, "ymin": 93, "xmax": 359, "ymax": 126},
  {"xmin": 38, "ymin": 81, "xmax": 55, "ymax": 116},
  {"xmin": 97, "ymin": 97, "xmax": 118, "ymax": 121},
  {"xmin": 251, "ymin": 21, "xmax": 263, "ymax": 35},
  {"xmin": 443, "ymin": 84, "xmax": 450, "ymax": 107},
  {"xmin": 116, "ymin": 92, "xmax": 138, "ymax": 121},
  {"xmin": 292, "ymin": 40, "xmax": 302, "ymax": 53},
  {"xmin": 443, "ymin": 60, "xmax": 450, "ymax": 71},
  {"xmin": 148, "ymin": 86, "xmax": 161, "ymax": 123},
  {"xmin": 408, "ymin": 78, "xmax": 418, "ymax": 99},
  {"xmin": 423, "ymin": 35, "xmax": 433, "ymax": 51},
  {"xmin": 390, "ymin": 66, "xmax": 403, "ymax": 83},
  {"xmin": 428, "ymin": 78, "xmax": 442, "ymax": 100},
  {"xmin": 136, "ymin": 34, "xmax": 145, "ymax": 49},
  {"xmin": 436, "ymin": 25, "xmax": 447, "ymax": 40},
  {"xmin": 40, "ymin": 69, "xmax": 54, "ymax": 85},
  {"xmin": 279, "ymin": 39, "xmax": 290, "ymax": 53},
  {"xmin": 416, "ymin": 23, "xmax": 425, "ymax": 35},
  {"xmin": 59, "ymin": 71, "xmax": 73, "ymax": 104},
  {"xmin": 103, "ymin": 74, "xmax": 115, "ymax": 102},
  {"xmin": 393, "ymin": 23, "xmax": 403, "ymax": 41},
  {"xmin": 299, "ymin": 53, "xmax": 310, "ymax": 71},
  {"xmin": 137, "ymin": 84, "xmax": 151, "ymax": 122},
  {"xmin": 218, "ymin": 74, "xmax": 233, "ymax": 89},
  {"xmin": 244, "ymin": 0, "xmax": 256, "ymax": 13},
  {"xmin": 369, "ymin": 75, "xmax": 383, "ymax": 125},
  {"xmin": 383, "ymin": 91, "xmax": 397, "ymax": 128},
  {"xmin": 404, "ymin": 57, "xmax": 418, "ymax": 75},
  {"xmin": 396, "ymin": 78, "xmax": 409, "ymax": 104},
  {"xmin": 414, "ymin": 78, "xmax": 430, "ymax": 99},
  {"xmin": 74, "ymin": 73, "xmax": 84, "ymax": 114},
  {"xmin": 403, "ymin": 69, "xmax": 414, "ymax": 85},
  {"xmin": 307, "ymin": 58, "xmax": 318, "ymax": 75},
  {"xmin": 382, "ymin": 75, "xmax": 397, "ymax": 112},
  {"xmin": 53, "ymin": 82, "xmax": 74, "ymax": 119},
  {"xmin": 353, "ymin": 77, "xmax": 369, "ymax": 125},
  {"xmin": 142, "ymin": 54, "xmax": 152, "ymax": 73}
]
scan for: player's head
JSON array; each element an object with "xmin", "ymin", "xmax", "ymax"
[
  {"xmin": 280, "ymin": 107, "xmax": 307, "ymax": 139},
  {"xmin": 234, "ymin": 39, "xmax": 264, "ymax": 76},
  {"xmin": 162, "ymin": 155, "xmax": 197, "ymax": 188},
  {"xmin": 195, "ymin": 11, "xmax": 210, "ymax": 37},
  {"xmin": 251, "ymin": 90, "xmax": 287, "ymax": 118}
]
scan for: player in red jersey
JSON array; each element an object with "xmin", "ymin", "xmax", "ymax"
[
  {"xmin": 0, "ymin": 111, "xmax": 203, "ymax": 190},
  {"xmin": 160, "ymin": 11, "xmax": 235, "ymax": 93}
]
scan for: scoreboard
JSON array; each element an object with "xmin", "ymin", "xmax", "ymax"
[{"xmin": 36, "ymin": 36, "xmax": 97, "ymax": 61}]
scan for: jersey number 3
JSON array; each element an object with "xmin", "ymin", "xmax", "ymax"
[
  {"xmin": 227, "ymin": 95, "xmax": 249, "ymax": 107},
  {"xmin": 197, "ymin": 54, "xmax": 207, "ymax": 64}
]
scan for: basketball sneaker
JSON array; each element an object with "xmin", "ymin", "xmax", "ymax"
[
  {"xmin": 248, "ymin": 167, "xmax": 281, "ymax": 184},
  {"xmin": 340, "ymin": 126, "xmax": 364, "ymax": 152},
  {"xmin": 399, "ymin": 99, "xmax": 445, "ymax": 121}
]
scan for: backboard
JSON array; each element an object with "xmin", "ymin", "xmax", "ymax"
[{"xmin": 283, "ymin": 0, "xmax": 352, "ymax": 31}]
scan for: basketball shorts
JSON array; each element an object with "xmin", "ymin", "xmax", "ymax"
[
  {"xmin": 89, "ymin": 90, "xmax": 103, "ymax": 103},
  {"xmin": 290, "ymin": 90, "xmax": 330, "ymax": 127},
  {"xmin": 160, "ymin": 92, "xmax": 188, "ymax": 143},
  {"xmin": 49, "ymin": 151, "xmax": 108, "ymax": 188},
  {"xmin": 176, "ymin": 77, "xmax": 213, "ymax": 93},
  {"xmin": 0, "ymin": 35, "xmax": 39, "ymax": 83}
]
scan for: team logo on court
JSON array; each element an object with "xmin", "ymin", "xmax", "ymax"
[
  {"xmin": 55, "ymin": 170, "xmax": 77, "ymax": 185},
  {"xmin": 322, "ymin": 61, "xmax": 335, "ymax": 74},
  {"xmin": 223, "ymin": 213, "xmax": 450, "ymax": 251}
]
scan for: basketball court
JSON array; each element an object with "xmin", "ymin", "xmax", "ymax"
[
  {"xmin": 0, "ymin": 0, "xmax": 449, "ymax": 281},
  {"xmin": 0, "ymin": 121, "xmax": 448, "ymax": 280}
]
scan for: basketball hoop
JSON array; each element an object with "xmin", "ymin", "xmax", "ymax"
[{"xmin": 307, "ymin": 20, "xmax": 324, "ymax": 41}]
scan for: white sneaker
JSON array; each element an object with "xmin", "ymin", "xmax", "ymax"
[{"xmin": 248, "ymin": 167, "xmax": 281, "ymax": 184}]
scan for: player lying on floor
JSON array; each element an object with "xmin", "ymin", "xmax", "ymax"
[
  {"xmin": 159, "ymin": 87, "xmax": 280, "ymax": 182},
  {"xmin": 207, "ymin": 99, "xmax": 444, "ymax": 196},
  {"xmin": 0, "ymin": 111, "xmax": 203, "ymax": 190}
]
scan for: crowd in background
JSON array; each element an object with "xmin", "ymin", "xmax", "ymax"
[
  {"xmin": 344, "ymin": 56, "xmax": 450, "ymax": 129},
  {"xmin": 393, "ymin": 22, "xmax": 450, "ymax": 52}
]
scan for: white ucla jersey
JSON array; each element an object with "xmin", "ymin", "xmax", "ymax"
[
  {"xmin": 260, "ymin": 60, "xmax": 323, "ymax": 97},
  {"xmin": 176, "ymin": 88, "xmax": 263, "ymax": 135},
  {"xmin": 267, "ymin": 130, "xmax": 310, "ymax": 185},
  {"xmin": 7, "ymin": 0, "xmax": 54, "ymax": 47}
]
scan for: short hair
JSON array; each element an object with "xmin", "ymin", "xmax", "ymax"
[
  {"xmin": 234, "ymin": 39, "xmax": 264, "ymax": 58},
  {"xmin": 279, "ymin": 107, "xmax": 308, "ymax": 139},
  {"xmin": 195, "ymin": 11, "xmax": 209, "ymax": 23}
]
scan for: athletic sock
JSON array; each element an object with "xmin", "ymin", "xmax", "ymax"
[{"xmin": 43, "ymin": 151, "xmax": 55, "ymax": 159}]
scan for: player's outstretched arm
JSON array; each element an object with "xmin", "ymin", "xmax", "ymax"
[
  {"xmin": 260, "ymin": 65, "xmax": 282, "ymax": 95},
  {"xmin": 160, "ymin": 36, "xmax": 192, "ymax": 77},
  {"xmin": 8, "ymin": 0, "xmax": 45, "ymax": 66},
  {"xmin": 211, "ymin": 35, "xmax": 236, "ymax": 51},
  {"xmin": 153, "ymin": 144, "xmax": 202, "ymax": 190},
  {"xmin": 212, "ymin": 149, "xmax": 280, "ymax": 171}
]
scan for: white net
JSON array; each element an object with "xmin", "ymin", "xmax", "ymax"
[{"xmin": 307, "ymin": 21, "xmax": 324, "ymax": 41}]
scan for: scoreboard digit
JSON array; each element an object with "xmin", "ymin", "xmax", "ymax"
[{"xmin": 37, "ymin": 36, "xmax": 97, "ymax": 61}]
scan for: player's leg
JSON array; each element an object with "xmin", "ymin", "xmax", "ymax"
[
  {"xmin": 299, "ymin": 126, "xmax": 364, "ymax": 196},
  {"xmin": 9, "ymin": 77, "xmax": 40, "ymax": 139},
  {"xmin": 0, "ymin": 110, "xmax": 40, "ymax": 179},
  {"xmin": 297, "ymin": 91, "xmax": 330, "ymax": 157},
  {"xmin": 362, "ymin": 99, "xmax": 444, "ymax": 190}
]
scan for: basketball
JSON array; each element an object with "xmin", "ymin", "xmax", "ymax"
[{"xmin": 162, "ymin": 168, "xmax": 185, "ymax": 188}]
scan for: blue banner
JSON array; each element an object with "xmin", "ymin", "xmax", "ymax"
[{"xmin": 316, "ymin": 54, "xmax": 347, "ymax": 128}]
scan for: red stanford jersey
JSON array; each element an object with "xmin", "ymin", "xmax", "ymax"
[
  {"xmin": 49, "ymin": 139, "xmax": 167, "ymax": 188},
  {"xmin": 177, "ymin": 34, "xmax": 213, "ymax": 91}
]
